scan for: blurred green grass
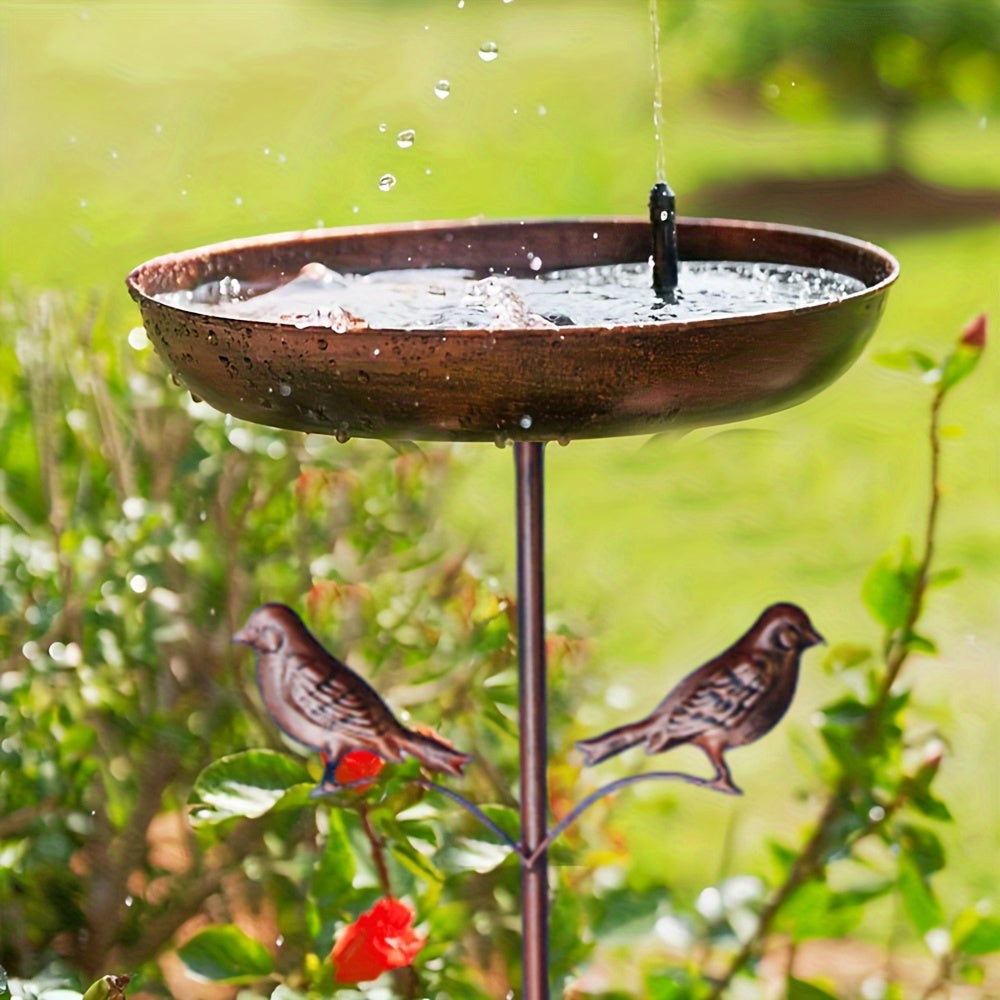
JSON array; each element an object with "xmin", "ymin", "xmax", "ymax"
[{"xmin": 2, "ymin": 0, "xmax": 998, "ymax": 923}]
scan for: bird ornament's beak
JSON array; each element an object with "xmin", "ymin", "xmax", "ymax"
[
  {"xmin": 806, "ymin": 625, "xmax": 826, "ymax": 647},
  {"xmin": 232, "ymin": 627, "xmax": 250, "ymax": 645}
]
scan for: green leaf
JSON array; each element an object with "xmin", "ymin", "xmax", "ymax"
[
  {"xmin": 177, "ymin": 925, "xmax": 274, "ymax": 984},
  {"xmin": 897, "ymin": 856, "xmax": 943, "ymax": 935},
  {"xmin": 81, "ymin": 977, "xmax": 130, "ymax": 1000},
  {"xmin": 862, "ymin": 551, "xmax": 915, "ymax": 631},
  {"xmin": 390, "ymin": 839, "xmax": 444, "ymax": 884},
  {"xmin": 476, "ymin": 613, "xmax": 511, "ymax": 652},
  {"xmin": 311, "ymin": 809, "xmax": 356, "ymax": 909},
  {"xmin": 955, "ymin": 915, "xmax": 1000, "ymax": 956},
  {"xmin": 874, "ymin": 348, "xmax": 937, "ymax": 374},
  {"xmin": 823, "ymin": 642, "xmax": 872, "ymax": 674},
  {"xmin": 775, "ymin": 879, "xmax": 867, "ymax": 941},
  {"xmin": 591, "ymin": 887, "xmax": 662, "ymax": 942},
  {"xmin": 188, "ymin": 750, "xmax": 312, "ymax": 825},
  {"xmin": 908, "ymin": 787, "xmax": 953, "ymax": 822},
  {"xmin": 940, "ymin": 341, "xmax": 983, "ymax": 391},
  {"xmin": 929, "ymin": 567, "xmax": 962, "ymax": 588},
  {"xmin": 478, "ymin": 804, "xmax": 522, "ymax": 842},
  {"xmin": 898, "ymin": 823, "xmax": 946, "ymax": 875},
  {"xmin": 438, "ymin": 836, "xmax": 514, "ymax": 874},
  {"xmin": 645, "ymin": 968, "xmax": 710, "ymax": 1000},
  {"xmin": 904, "ymin": 631, "xmax": 938, "ymax": 655},
  {"xmin": 821, "ymin": 696, "xmax": 869, "ymax": 726},
  {"xmin": 787, "ymin": 978, "xmax": 838, "ymax": 1000}
]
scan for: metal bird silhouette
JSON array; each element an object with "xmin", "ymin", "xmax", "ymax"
[
  {"xmin": 576, "ymin": 602, "xmax": 823, "ymax": 794},
  {"xmin": 233, "ymin": 603, "xmax": 471, "ymax": 787}
]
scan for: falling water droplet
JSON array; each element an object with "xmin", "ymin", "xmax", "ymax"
[
  {"xmin": 557, "ymin": 434, "xmax": 571, "ymax": 447},
  {"xmin": 434, "ymin": 79, "xmax": 451, "ymax": 99},
  {"xmin": 529, "ymin": 256, "xmax": 543, "ymax": 272},
  {"xmin": 494, "ymin": 433, "xmax": 508, "ymax": 449},
  {"xmin": 478, "ymin": 41, "xmax": 499, "ymax": 61},
  {"xmin": 519, "ymin": 414, "xmax": 533, "ymax": 429},
  {"xmin": 378, "ymin": 122, "xmax": 387, "ymax": 133},
  {"xmin": 396, "ymin": 128, "xmax": 416, "ymax": 149},
  {"xmin": 378, "ymin": 173, "xmax": 396, "ymax": 192},
  {"xmin": 335, "ymin": 426, "xmax": 351, "ymax": 443},
  {"xmin": 278, "ymin": 383, "xmax": 292, "ymax": 397}
]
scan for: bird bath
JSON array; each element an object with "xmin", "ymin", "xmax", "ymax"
[{"xmin": 127, "ymin": 213, "xmax": 897, "ymax": 998}]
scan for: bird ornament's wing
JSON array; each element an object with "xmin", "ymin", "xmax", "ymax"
[
  {"xmin": 652, "ymin": 655, "xmax": 775, "ymax": 748},
  {"xmin": 285, "ymin": 653, "xmax": 396, "ymax": 743}
]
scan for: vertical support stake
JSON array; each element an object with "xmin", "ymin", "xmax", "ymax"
[{"xmin": 514, "ymin": 441, "xmax": 549, "ymax": 1000}]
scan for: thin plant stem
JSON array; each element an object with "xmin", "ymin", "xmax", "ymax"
[
  {"xmin": 359, "ymin": 803, "xmax": 393, "ymax": 896},
  {"xmin": 709, "ymin": 375, "xmax": 952, "ymax": 998},
  {"xmin": 357, "ymin": 802, "xmax": 421, "ymax": 999}
]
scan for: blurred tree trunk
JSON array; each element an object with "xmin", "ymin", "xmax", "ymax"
[{"xmin": 882, "ymin": 98, "xmax": 911, "ymax": 176}]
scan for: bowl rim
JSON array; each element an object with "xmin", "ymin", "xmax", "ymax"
[{"xmin": 126, "ymin": 214, "xmax": 899, "ymax": 337}]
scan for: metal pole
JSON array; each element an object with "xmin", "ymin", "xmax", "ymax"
[{"xmin": 514, "ymin": 441, "xmax": 549, "ymax": 1000}]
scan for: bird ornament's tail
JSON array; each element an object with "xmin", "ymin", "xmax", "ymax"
[
  {"xmin": 576, "ymin": 716, "xmax": 656, "ymax": 766},
  {"xmin": 398, "ymin": 727, "xmax": 473, "ymax": 777}
]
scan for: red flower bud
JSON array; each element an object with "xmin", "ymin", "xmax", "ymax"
[
  {"xmin": 333, "ymin": 749, "xmax": 385, "ymax": 790},
  {"xmin": 961, "ymin": 313, "xmax": 987, "ymax": 350},
  {"xmin": 330, "ymin": 897, "xmax": 426, "ymax": 984}
]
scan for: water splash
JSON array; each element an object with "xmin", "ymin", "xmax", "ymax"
[{"xmin": 158, "ymin": 261, "xmax": 865, "ymax": 331}]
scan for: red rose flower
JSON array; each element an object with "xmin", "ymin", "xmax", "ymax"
[
  {"xmin": 332, "ymin": 749, "xmax": 384, "ymax": 790},
  {"xmin": 330, "ymin": 897, "xmax": 426, "ymax": 983}
]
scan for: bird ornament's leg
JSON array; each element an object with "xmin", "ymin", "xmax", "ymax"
[{"xmin": 696, "ymin": 738, "xmax": 742, "ymax": 796}]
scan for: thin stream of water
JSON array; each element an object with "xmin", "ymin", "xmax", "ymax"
[{"xmin": 650, "ymin": 0, "xmax": 667, "ymax": 183}]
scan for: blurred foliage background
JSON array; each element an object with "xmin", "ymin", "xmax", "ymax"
[{"xmin": 1, "ymin": 0, "xmax": 998, "ymax": 997}]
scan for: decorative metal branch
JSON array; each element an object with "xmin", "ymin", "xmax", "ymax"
[
  {"xmin": 526, "ymin": 770, "xmax": 735, "ymax": 868},
  {"xmin": 417, "ymin": 779, "xmax": 520, "ymax": 853}
]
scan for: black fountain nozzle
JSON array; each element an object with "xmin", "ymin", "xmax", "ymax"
[{"xmin": 650, "ymin": 181, "xmax": 679, "ymax": 300}]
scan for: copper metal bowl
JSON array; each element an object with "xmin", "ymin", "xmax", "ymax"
[{"xmin": 126, "ymin": 216, "xmax": 898, "ymax": 442}]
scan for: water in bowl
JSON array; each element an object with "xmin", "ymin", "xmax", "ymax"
[{"xmin": 157, "ymin": 260, "xmax": 866, "ymax": 331}]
